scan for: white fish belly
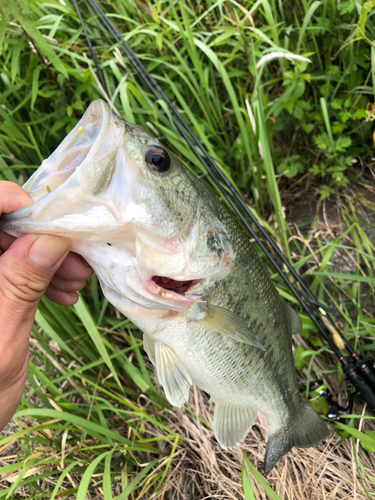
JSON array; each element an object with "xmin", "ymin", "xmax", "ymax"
[{"xmin": 154, "ymin": 320, "xmax": 286, "ymax": 427}]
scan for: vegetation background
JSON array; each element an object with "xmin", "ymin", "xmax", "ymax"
[{"xmin": 0, "ymin": 0, "xmax": 375, "ymax": 498}]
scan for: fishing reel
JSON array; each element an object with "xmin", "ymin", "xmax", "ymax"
[{"xmin": 302, "ymin": 380, "xmax": 355, "ymax": 423}]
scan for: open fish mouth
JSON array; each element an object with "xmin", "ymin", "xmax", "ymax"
[
  {"xmin": 0, "ymin": 100, "xmax": 128, "ymax": 241},
  {"xmin": 30, "ymin": 101, "xmax": 124, "ymax": 203},
  {"xmin": 140, "ymin": 274, "xmax": 202, "ymax": 308},
  {"xmin": 151, "ymin": 276, "xmax": 201, "ymax": 296}
]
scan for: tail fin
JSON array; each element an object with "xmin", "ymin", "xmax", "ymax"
[{"xmin": 264, "ymin": 399, "xmax": 329, "ymax": 475}]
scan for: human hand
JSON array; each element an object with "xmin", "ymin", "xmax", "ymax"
[{"xmin": 0, "ymin": 181, "xmax": 93, "ymax": 430}]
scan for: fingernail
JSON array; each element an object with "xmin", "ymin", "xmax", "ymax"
[{"xmin": 29, "ymin": 236, "xmax": 70, "ymax": 268}]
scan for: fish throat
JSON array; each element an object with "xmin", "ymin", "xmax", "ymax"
[{"xmin": 152, "ymin": 276, "xmax": 195, "ymax": 295}]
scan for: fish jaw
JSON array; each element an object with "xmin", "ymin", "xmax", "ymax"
[
  {"xmin": 75, "ymin": 240, "xmax": 196, "ymax": 312},
  {"xmin": 23, "ymin": 100, "xmax": 119, "ymax": 201},
  {"xmin": 0, "ymin": 100, "xmax": 131, "ymax": 240}
]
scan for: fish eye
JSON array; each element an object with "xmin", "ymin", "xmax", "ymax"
[{"xmin": 145, "ymin": 146, "xmax": 171, "ymax": 173}]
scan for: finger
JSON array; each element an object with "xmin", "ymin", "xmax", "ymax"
[
  {"xmin": 0, "ymin": 182, "xmax": 34, "ymax": 254},
  {"xmin": 0, "ymin": 181, "xmax": 34, "ymax": 215},
  {"xmin": 44, "ymin": 285, "xmax": 79, "ymax": 306},
  {"xmin": 0, "ymin": 234, "xmax": 71, "ymax": 391},
  {"xmin": 49, "ymin": 274, "xmax": 87, "ymax": 293},
  {"xmin": 0, "ymin": 229, "xmax": 16, "ymax": 252},
  {"xmin": 55, "ymin": 252, "xmax": 93, "ymax": 281}
]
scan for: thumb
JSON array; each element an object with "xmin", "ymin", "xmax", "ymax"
[{"xmin": 0, "ymin": 234, "xmax": 71, "ymax": 343}]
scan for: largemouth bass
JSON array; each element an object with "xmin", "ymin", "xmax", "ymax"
[{"xmin": 0, "ymin": 100, "xmax": 329, "ymax": 474}]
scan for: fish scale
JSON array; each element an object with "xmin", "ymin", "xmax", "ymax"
[{"xmin": 150, "ymin": 208, "xmax": 298, "ymax": 430}]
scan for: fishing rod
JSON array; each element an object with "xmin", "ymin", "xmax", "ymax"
[{"xmin": 73, "ymin": 0, "xmax": 375, "ymax": 410}]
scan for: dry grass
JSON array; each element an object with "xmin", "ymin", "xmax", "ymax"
[
  {"xmin": 1, "ymin": 345, "xmax": 375, "ymax": 499},
  {"xmin": 145, "ymin": 375, "xmax": 375, "ymax": 500}
]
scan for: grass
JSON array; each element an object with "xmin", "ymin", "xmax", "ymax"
[{"xmin": 0, "ymin": 0, "xmax": 375, "ymax": 497}]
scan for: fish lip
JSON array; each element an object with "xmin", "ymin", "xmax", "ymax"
[{"xmin": 144, "ymin": 277, "xmax": 196, "ymax": 308}]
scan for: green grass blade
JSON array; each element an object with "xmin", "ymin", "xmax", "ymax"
[
  {"xmin": 313, "ymin": 272, "xmax": 375, "ymax": 284},
  {"xmin": 50, "ymin": 461, "xmax": 80, "ymax": 500},
  {"xmin": 297, "ymin": 1, "xmax": 322, "ymax": 51},
  {"xmin": 8, "ymin": 2, "xmax": 68, "ymax": 78},
  {"xmin": 103, "ymin": 449, "xmax": 116, "ymax": 500},
  {"xmin": 117, "ymin": 459, "xmax": 159, "ymax": 500},
  {"xmin": 77, "ymin": 451, "xmax": 111, "ymax": 500},
  {"xmin": 0, "ymin": 15, "xmax": 7, "ymax": 56},
  {"xmin": 320, "ymin": 97, "xmax": 334, "ymax": 146},
  {"xmin": 73, "ymin": 295, "xmax": 123, "ymax": 390},
  {"xmin": 243, "ymin": 457, "xmax": 282, "ymax": 500},
  {"xmin": 13, "ymin": 409, "xmax": 134, "ymax": 448},
  {"xmin": 242, "ymin": 457, "xmax": 256, "ymax": 500}
]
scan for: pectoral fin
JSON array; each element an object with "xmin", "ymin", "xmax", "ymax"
[
  {"xmin": 155, "ymin": 342, "xmax": 192, "ymax": 408},
  {"xmin": 214, "ymin": 401, "xmax": 257, "ymax": 449},
  {"xmin": 194, "ymin": 303, "xmax": 265, "ymax": 351}
]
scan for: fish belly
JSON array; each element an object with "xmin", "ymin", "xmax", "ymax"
[{"xmin": 154, "ymin": 320, "xmax": 288, "ymax": 431}]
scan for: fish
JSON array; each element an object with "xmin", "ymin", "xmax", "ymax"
[{"xmin": 0, "ymin": 100, "xmax": 329, "ymax": 475}]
